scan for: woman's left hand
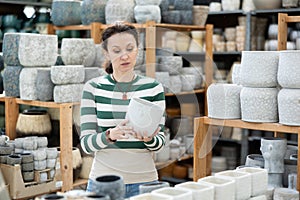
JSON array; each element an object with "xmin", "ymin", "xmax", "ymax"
[{"xmin": 134, "ymin": 127, "xmax": 161, "ymax": 142}]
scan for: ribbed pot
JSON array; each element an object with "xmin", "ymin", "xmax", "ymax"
[
  {"xmin": 92, "ymin": 175, "xmax": 125, "ymax": 200},
  {"xmin": 240, "ymin": 51, "xmax": 279, "ymax": 87},
  {"xmin": 134, "ymin": 5, "xmax": 161, "ymax": 24},
  {"xmin": 207, "ymin": 83, "xmax": 242, "ymax": 119},
  {"xmin": 105, "ymin": 0, "xmax": 135, "ymax": 24},
  {"xmin": 16, "ymin": 109, "xmax": 52, "ymax": 136},
  {"xmin": 51, "ymin": 0, "xmax": 82, "ymax": 26},
  {"xmin": 240, "ymin": 87, "xmax": 278, "ymax": 123},
  {"xmin": 278, "ymin": 88, "xmax": 300, "ymax": 126},
  {"xmin": 81, "ymin": 0, "xmax": 108, "ymax": 25},
  {"xmin": 278, "ymin": 50, "xmax": 300, "ymax": 88}
]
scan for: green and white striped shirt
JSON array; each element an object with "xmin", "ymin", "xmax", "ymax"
[{"xmin": 80, "ymin": 74, "xmax": 166, "ymax": 183}]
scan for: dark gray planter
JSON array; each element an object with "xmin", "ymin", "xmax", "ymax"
[
  {"xmin": 21, "ymin": 162, "xmax": 34, "ymax": 172},
  {"xmin": 22, "ymin": 171, "xmax": 34, "ymax": 182},
  {"xmin": 20, "ymin": 153, "xmax": 34, "ymax": 163},
  {"xmin": 159, "ymin": 0, "xmax": 169, "ymax": 11},
  {"xmin": 81, "ymin": 0, "xmax": 108, "ymax": 25},
  {"xmin": 105, "ymin": 0, "xmax": 135, "ymax": 24},
  {"xmin": 2, "ymin": 33, "xmax": 21, "ymax": 66},
  {"xmin": 134, "ymin": 5, "xmax": 161, "ymax": 24},
  {"xmin": 3, "ymin": 66, "xmax": 23, "ymax": 97},
  {"xmin": 36, "ymin": 68, "xmax": 54, "ymax": 101},
  {"xmin": 93, "ymin": 175, "xmax": 125, "ymax": 200},
  {"xmin": 51, "ymin": 0, "xmax": 82, "ymax": 26},
  {"xmin": 174, "ymin": 0, "xmax": 193, "ymax": 10},
  {"xmin": 6, "ymin": 154, "xmax": 22, "ymax": 165},
  {"xmin": 180, "ymin": 10, "xmax": 193, "ymax": 25}
]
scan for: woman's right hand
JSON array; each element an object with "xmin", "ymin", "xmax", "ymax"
[{"xmin": 109, "ymin": 119, "xmax": 134, "ymax": 140}]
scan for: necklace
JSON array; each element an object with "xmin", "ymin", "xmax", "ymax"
[{"xmin": 112, "ymin": 74, "xmax": 135, "ymax": 100}]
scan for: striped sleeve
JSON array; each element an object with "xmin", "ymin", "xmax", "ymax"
[
  {"xmin": 144, "ymin": 81, "xmax": 166, "ymax": 151},
  {"xmin": 80, "ymin": 79, "xmax": 110, "ymax": 154}
]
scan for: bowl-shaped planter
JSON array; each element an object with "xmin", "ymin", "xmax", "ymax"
[
  {"xmin": 252, "ymin": 0, "xmax": 282, "ymax": 9},
  {"xmin": 105, "ymin": 0, "xmax": 135, "ymax": 24},
  {"xmin": 134, "ymin": 5, "xmax": 161, "ymax": 24},
  {"xmin": 240, "ymin": 87, "xmax": 278, "ymax": 123},
  {"xmin": 92, "ymin": 175, "xmax": 125, "ymax": 200},
  {"xmin": 81, "ymin": 0, "xmax": 107, "ymax": 25},
  {"xmin": 175, "ymin": 181, "xmax": 214, "ymax": 200},
  {"xmin": 51, "ymin": 0, "xmax": 82, "ymax": 26},
  {"xmin": 278, "ymin": 88, "xmax": 300, "ymax": 126},
  {"xmin": 51, "ymin": 65, "xmax": 85, "ymax": 85},
  {"xmin": 125, "ymin": 98, "xmax": 164, "ymax": 137},
  {"xmin": 240, "ymin": 51, "xmax": 279, "ymax": 87},
  {"xmin": 215, "ymin": 170, "xmax": 251, "ymax": 200},
  {"xmin": 236, "ymin": 167, "xmax": 268, "ymax": 196},
  {"xmin": 278, "ymin": 50, "xmax": 300, "ymax": 88},
  {"xmin": 198, "ymin": 176, "xmax": 235, "ymax": 200},
  {"xmin": 207, "ymin": 83, "xmax": 242, "ymax": 119},
  {"xmin": 61, "ymin": 38, "xmax": 96, "ymax": 67}
]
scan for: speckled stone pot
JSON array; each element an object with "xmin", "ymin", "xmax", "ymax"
[
  {"xmin": 278, "ymin": 88, "xmax": 300, "ymax": 126},
  {"xmin": 168, "ymin": 75, "xmax": 182, "ymax": 93},
  {"xmin": 159, "ymin": 0, "xmax": 169, "ymax": 11},
  {"xmin": 155, "ymin": 72, "xmax": 170, "ymax": 92},
  {"xmin": 180, "ymin": 11, "xmax": 193, "ymax": 25},
  {"xmin": 105, "ymin": 0, "xmax": 135, "ymax": 24},
  {"xmin": 53, "ymin": 84, "xmax": 84, "ymax": 103},
  {"xmin": 180, "ymin": 74, "xmax": 196, "ymax": 91},
  {"xmin": 92, "ymin": 175, "xmax": 125, "ymax": 200},
  {"xmin": 231, "ymin": 63, "xmax": 241, "ymax": 85},
  {"xmin": 240, "ymin": 87, "xmax": 278, "ymax": 123},
  {"xmin": 36, "ymin": 68, "xmax": 54, "ymax": 101},
  {"xmin": 207, "ymin": 83, "xmax": 242, "ymax": 119},
  {"xmin": 0, "ymin": 55, "xmax": 4, "ymax": 71},
  {"xmin": 18, "ymin": 34, "xmax": 58, "ymax": 67},
  {"xmin": 51, "ymin": 65, "xmax": 85, "ymax": 84},
  {"xmin": 157, "ymin": 56, "xmax": 182, "ymax": 75},
  {"xmin": 164, "ymin": 10, "xmax": 181, "ymax": 24},
  {"xmin": 34, "ymin": 159, "xmax": 47, "ymax": 170},
  {"xmin": 7, "ymin": 154, "xmax": 22, "ymax": 165},
  {"xmin": 0, "ymin": 146, "xmax": 14, "ymax": 155},
  {"xmin": 84, "ymin": 67, "xmax": 103, "ymax": 83},
  {"xmin": 273, "ymin": 188, "xmax": 299, "ymax": 200},
  {"xmin": 139, "ymin": 181, "xmax": 170, "ymax": 194},
  {"xmin": 61, "ymin": 38, "xmax": 96, "ymax": 67},
  {"xmin": 22, "ymin": 171, "xmax": 34, "ymax": 182},
  {"xmin": 22, "ymin": 162, "xmax": 34, "ymax": 172},
  {"xmin": 135, "ymin": 0, "xmax": 161, "ymax": 5},
  {"xmin": 278, "ymin": 50, "xmax": 300, "ymax": 88},
  {"xmin": 240, "ymin": 51, "xmax": 279, "ymax": 88},
  {"xmin": 19, "ymin": 68, "xmax": 40, "ymax": 100},
  {"xmin": 174, "ymin": 0, "xmax": 193, "ymax": 10},
  {"xmin": 81, "ymin": 0, "xmax": 107, "ymax": 25},
  {"xmin": 134, "ymin": 5, "xmax": 161, "ymax": 23},
  {"xmin": 3, "ymin": 66, "xmax": 22, "ymax": 97},
  {"xmin": 51, "ymin": 0, "xmax": 82, "ymax": 26},
  {"xmin": 93, "ymin": 44, "xmax": 106, "ymax": 67},
  {"xmin": 2, "ymin": 33, "xmax": 22, "ymax": 66}
]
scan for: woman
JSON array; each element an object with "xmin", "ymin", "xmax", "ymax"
[{"xmin": 80, "ymin": 22, "xmax": 166, "ymax": 198}]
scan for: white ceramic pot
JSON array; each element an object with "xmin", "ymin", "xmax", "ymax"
[
  {"xmin": 126, "ymin": 98, "xmax": 164, "ymax": 137},
  {"xmin": 207, "ymin": 83, "xmax": 242, "ymax": 119},
  {"xmin": 231, "ymin": 63, "xmax": 241, "ymax": 85},
  {"xmin": 236, "ymin": 167, "xmax": 268, "ymax": 196},
  {"xmin": 252, "ymin": 0, "xmax": 282, "ymax": 9},
  {"xmin": 240, "ymin": 51, "xmax": 279, "ymax": 88},
  {"xmin": 240, "ymin": 87, "xmax": 278, "ymax": 123},
  {"xmin": 152, "ymin": 187, "xmax": 193, "ymax": 200},
  {"xmin": 278, "ymin": 88, "xmax": 300, "ymax": 126},
  {"xmin": 130, "ymin": 193, "xmax": 172, "ymax": 200},
  {"xmin": 273, "ymin": 187, "xmax": 299, "ymax": 200},
  {"xmin": 175, "ymin": 181, "xmax": 214, "ymax": 200},
  {"xmin": 215, "ymin": 170, "xmax": 251, "ymax": 200},
  {"xmin": 278, "ymin": 50, "xmax": 300, "ymax": 88},
  {"xmin": 198, "ymin": 176, "xmax": 235, "ymax": 200}
]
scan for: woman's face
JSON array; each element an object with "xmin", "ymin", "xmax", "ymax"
[{"xmin": 106, "ymin": 32, "xmax": 138, "ymax": 74}]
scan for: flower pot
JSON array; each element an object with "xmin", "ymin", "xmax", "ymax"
[
  {"xmin": 51, "ymin": 0, "xmax": 82, "ymax": 26},
  {"xmin": 252, "ymin": 0, "xmax": 282, "ymax": 9},
  {"xmin": 81, "ymin": 0, "xmax": 107, "ymax": 25},
  {"xmin": 92, "ymin": 175, "xmax": 125, "ymax": 200},
  {"xmin": 175, "ymin": 181, "xmax": 214, "ymax": 200},
  {"xmin": 152, "ymin": 187, "xmax": 193, "ymax": 200},
  {"xmin": 139, "ymin": 181, "xmax": 170, "ymax": 194},
  {"xmin": 105, "ymin": 0, "xmax": 135, "ymax": 24},
  {"xmin": 134, "ymin": 5, "xmax": 161, "ymax": 24}
]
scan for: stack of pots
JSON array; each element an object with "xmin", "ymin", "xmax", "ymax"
[
  {"xmin": 161, "ymin": 0, "xmax": 193, "ymax": 25},
  {"xmin": 134, "ymin": 0, "xmax": 161, "ymax": 24},
  {"xmin": 277, "ymin": 50, "xmax": 300, "ymax": 126},
  {"xmin": 240, "ymin": 51, "xmax": 279, "ymax": 123},
  {"xmin": 2, "ymin": 33, "xmax": 57, "ymax": 100}
]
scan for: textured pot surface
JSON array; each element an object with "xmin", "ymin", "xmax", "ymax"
[
  {"xmin": 51, "ymin": 0, "xmax": 82, "ymax": 26},
  {"xmin": 81, "ymin": 0, "xmax": 107, "ymax": 25}
]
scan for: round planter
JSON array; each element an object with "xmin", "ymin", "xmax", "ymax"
[
  {"xmin": 134, "ymin": 5, "xmax": 161, "ymax": 24},
  {"xmin": 260, "ymin": 137, "xmax": 287, "ymax": 173},
  {"xmin": 51, "ymin": 0, "xmax": 82, "ymax": 26},
  {"xmin": 22, "ymin": 171, "xmax": 34, "ymax": 182},
  {"xmin": 180, "ymin": 11, "xmax": 193, "ymax": 25},
  {"xmin": 252, "ymin": 0, "xmax": 282, "ymax": 9},
  {"xmin": 20, "ymin": 153, "xmax": 34, "ymax": 163},
  {"xmin": 180, "ymin": 74, "xmax": 196, "ymax": 91},
  {"xmin": 81, "ymin": 0, "xmax": 107, "ymax": 25},
  {"xmin": 40, "ymin": 194, "xmax": 67, "ymax": 200},
  {"xmin": 240, "ymin": 87, "xmax": 278, "ymax": 123},
  {"xmin": 46, "ymin": 148, "xmax": 59, "ymax": 159},
  {"xmin": 22, "ymin": 162, "xmax": 34, "ymax": 172},
  {"xmin": 240, "ymin": 51, "xmax": 279, "ymax": 87},
  {"xmin": 61, "ymin": 39, "xmax": 96, "ymax": 67},
  {"xmin": 278, "ymin": 50, "xmax": 300, "ymax": 88},
  {"xmin": 105, "ymin": 0, "xmax": 135, "ymax": 24},
  {"xmin": 92, "ymin": 175, "xmax": 125, "ymax": 200},
  {"xmin": 32, "ymin": 150, "xmax": 47, "ymax": 161},
  {"xmin": 174, "ymin": 0, "xmax": 193, "ymax": 10},
  {"xmin": 139, "ymin": 181, "xmax": 170, "ymax": 194},
  {"xmin": 6, "ymin": 154, "xmax": 22, "ymax": 165},
  {"xmin": 168, "ymin": 75, "xmax": 182, "ymax": 94},
  {"xmin": 278, "ymin": 88, "xmax": 300, "ymax": 126},
  {"xmin": 207, "ymin": 83, "xmax": 242, "ymax": 119},
  {"xmin": 34, "ymin": 160, "xmax": 47, "ymax": 170}
]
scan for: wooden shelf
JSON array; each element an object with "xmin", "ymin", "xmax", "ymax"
[
  {"xmin": 15, "ymin": 98, "xmax": 79, "ymax": 108},
  {"xmin": 155, "ymin": 154, "xmax": 193, "ymax": 169},
  {"xmin": 165, "ymin": 89, "xmax": 205, "ymax": 97},
  {"xmin": 72, "ymin": 178, "xmax": 88, "ymax": 187},
  {"xmin": 0, "ymin": 0, "xmax": 51, "ymax": 7},
  {"xmin": 193, "ymin": 116, "xmax": 300, "ymax": 190},
  {"xmin": 155, "ymin": 23, "xmax": 206, "ymax": 31},
  {"xmin": 208, "ymin": 10, "xmax": 245, "ymax": 15}
]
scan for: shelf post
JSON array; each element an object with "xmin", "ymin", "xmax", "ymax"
[
  {"xmin": 47, "ymin": 24, "xmax": 55, "ymax": 35},
  {"xmin": 278, "ymin": 13, "xmax": 288, "ymax": 51},
  {"xmin": 145, "ymin": 24, "xmax": 156, "ymax": 78},
  {"xmin": 59, "ymin": 103, "xmax": 74, "ymax": 192},
  {"xmin": 205, "ymin": 24, "xmax": 213, "ymax": 116},
  {"xmin": 91, "ymin": 22, "xmax": 102, "ymax": 44},
  {"xmin": 5, "ymin": 97, "xmax": 19, "ymax": 140},
  {"xmin": 298, "ymin": 128, "xmax": 300, "ymax": 191}
]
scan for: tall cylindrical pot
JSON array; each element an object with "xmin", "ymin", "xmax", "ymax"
[{"xmin": 92, "ymin": 175, "xmax": 125, "ymax": 200}]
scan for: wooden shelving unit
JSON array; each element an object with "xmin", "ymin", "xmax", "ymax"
[{"xmin": 193, "ymin": 116, "xmax": 300, "ymax": 190}]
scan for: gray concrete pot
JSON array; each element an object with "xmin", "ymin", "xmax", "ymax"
[
  {"xmin": 240, "ymin": 51, "xmax": 279, "ymax": 88},
  {"xmin": 135, "ymin": 0, "xmax": 161, "ymax": 5},
  {"xmin": 53, "ymin": 84, "xmax": 84, "ymax": 103},
  {"xmin": 6, "ymin": 154, "xmax": 22, "ymax": 165},
  {"xmin": 278, "ymin": 88, "xmax": 300, "ymax": 126},
  {"xmin": 134, "ymin": 5, "xmax": 161, "ymax": 24},
  {"xmin": 51, "ymin": 65, "xmax": 85, "ymax": 84},
  {"xmin": 245, "ymin": 154, "xmax": 264, "ymax": 168},
  {"xmin": 240, "ymin": 87, "xmax": 278, "ymax": 123},
  {"xmin": 139, "ymin": 181, "xmax": 170, "ymax": 194},
  {"xmin": 93, "ymin": 175, "xmax": 125, "ymax": 200},
  {"xmin": 19, "ymin": 68, "xmax": 40, "ymax": 100},
  {"xmin": 81, "ymin": 0, "xmax": 108, "ymax": 25},
  {"xmin": 3, "ymin": 66, "xmax": 22, "ymax": 97},
  {"xmin": 51, "ymin": 0, "xmax": 82, "ymax": 26},
  {"xmin": 105, "ymin": 0, "xmax": 135, "ymax": 24},
  {"xmin": 36, "ymin": 68, "xmax": 54, "ymax": 101}
]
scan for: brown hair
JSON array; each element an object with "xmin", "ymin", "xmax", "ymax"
[{"xmin": 102, "ymin": 22, "xmax": 139, "ymax": 74}]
